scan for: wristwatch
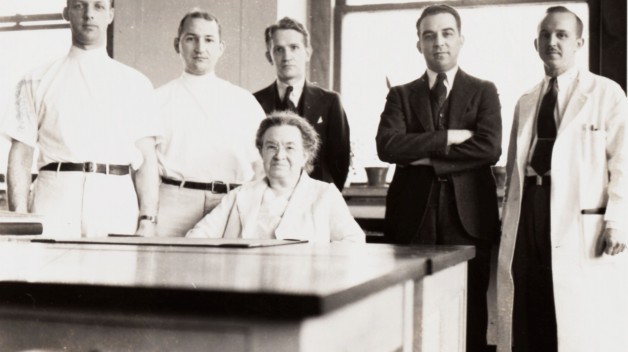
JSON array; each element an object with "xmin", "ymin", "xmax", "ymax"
[{"xmin": 138, "ymin": 215, "xmax": 158, "ymax": 224}]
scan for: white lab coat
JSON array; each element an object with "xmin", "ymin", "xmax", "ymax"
[{"xmin": 497, "ymin": 68, "xmax": 628, "ymax": 352}]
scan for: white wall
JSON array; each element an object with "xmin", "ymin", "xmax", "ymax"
[{"xmin": 113, "ymin": 0, "xmax": 278, "ymax": 92}]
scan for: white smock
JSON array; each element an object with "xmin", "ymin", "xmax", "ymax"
[
  {"xmin": 155, "ymin": 72, "xmax": 265, "ymax": 236},
  {"xmin": 3, "ymin": 46, "xmax": 160, "ymax": 238}
]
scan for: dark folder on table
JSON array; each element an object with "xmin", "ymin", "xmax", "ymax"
[
  {"xmin": 31, "ymin": 237, "xmax": 307, "ymax": 248},
  {"xmin": 0, "ymin": 211, "xmax": 44, "ymax": 235}
]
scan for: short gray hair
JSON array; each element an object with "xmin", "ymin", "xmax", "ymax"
[{"xmin": 255, "ymin": 111, "xmax": 320, "ymax": 173}]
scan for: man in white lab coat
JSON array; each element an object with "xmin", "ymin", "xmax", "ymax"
[
  {"xmin": 497, "ymin": 6, "xmax": 628, "ymax": 352},
  {"xmin": 3, "ymin": 0, "xmax": 160, "ymax": 238}
]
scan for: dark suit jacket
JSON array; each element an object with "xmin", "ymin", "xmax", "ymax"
[
  {"xmin": 254, "ymin": 81, "xmax": 350, "ymax": 190},
  {"xmin": 376, "ymin": 69, "xmax": 502, "ymax": 244}
]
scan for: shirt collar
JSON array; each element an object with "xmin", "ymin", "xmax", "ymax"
[
  {"xmin": 182, "ymin": 71, "xmax": 217, "ymax": 82},
  {"xmin": 276, "ymin": 79, "xmax": 305, "ymax": 102},
  {"xmin": 545, "ymin": 65, "xmax": 578, "ymax": 91},
  {"xmin": 68, "ymin": 45, "xmax": 109, "ymax": 61},
  {"xmin": 426, "ymin": 66, "xmax": 459, "ymax": 89}
]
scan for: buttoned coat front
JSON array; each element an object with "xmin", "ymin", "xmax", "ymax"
[
  {"xmin": 497, "ymin": 69, "xmax": 628, "ymax": 352},
  {"xmin": 376, "ymin": 69, "xmax": 502, "ymax": 244}
]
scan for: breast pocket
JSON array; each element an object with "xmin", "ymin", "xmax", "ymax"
[{"xmin": 581, "ymin": 129, "xmax": 606, "ymax": 168}]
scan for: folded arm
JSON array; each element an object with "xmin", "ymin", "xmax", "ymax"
[
  {"xmin": 376, "ymin": 87, "xmax": 448, "ymax": 165},
  {"xmin": 432, "ymin": 82, "xmax": 502, "ymax": 175}
]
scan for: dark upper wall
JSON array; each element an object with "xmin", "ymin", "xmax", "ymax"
[{"xmin": 595, "ymin": 0, "xmax": 626, "ymax": 92}]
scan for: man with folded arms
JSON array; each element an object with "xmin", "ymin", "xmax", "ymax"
[
  {"xmin": 3, "ymin": 0, "xmax": 159, "ymax": 238},
  {"xmin": 155, "ymin": 9, "xmax": 265, "ymax": 237}
]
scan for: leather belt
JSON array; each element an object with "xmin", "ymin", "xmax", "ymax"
[
  {"xmin": 416, "ymin": 165, "xmax": 448, "ymax": 182},
  {"xmin": 161, "ymin": 176, "xmax": 240, "ymax": 194},
  {"xmin": 40, "ymin": 162, "xmax": 131, "ymax": 175},
  {"xmin": 524, "ymin": 175, "xmax": 551, "ymax": 187}
]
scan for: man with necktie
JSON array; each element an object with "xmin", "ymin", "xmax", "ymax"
[
  {"xmin": 376, "ymin": 5, "xmax": 502, "ymax": 352},
  {"xmin": 254, "ymin": 17, "xmax": 351, "ymax": 190},
  {"xmin": 497, "ymin": 6, "xmax": 628, "ymax": 352}
]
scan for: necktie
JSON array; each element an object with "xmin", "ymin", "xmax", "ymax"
[
  {"xmin": 283, "ymin": 85, "xmax": 296, "ymax": 112},
  {"xmin": 431, "ymin": 73, "xmax": 447, "ymax": 129},
  {"xmin": 530, "ymin": 77, "xmax": 558, "ymax": 175}
]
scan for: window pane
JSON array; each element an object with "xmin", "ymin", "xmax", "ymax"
[
  {"xmin": 345, "ymin": 0, "xmax": 440, "ymax": 5},
  {"xmin": 0, "ymin": 0, "xmax": 65, "ymax": 16},
  {"xmin": 0, "ymin": 2, "xmax": 71, "ymax": 174},
  {"xmin": 341, "ymin": 2, "xmax": 588, "ymax": 182}
]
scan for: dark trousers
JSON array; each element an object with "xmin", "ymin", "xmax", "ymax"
[
  {"xmin": 511, "ymin": 178, "xmax": 558, "ymax": 352},
  {"xmin": 412, "ymin": 178, "xmax": 492, "ymax": 352}
]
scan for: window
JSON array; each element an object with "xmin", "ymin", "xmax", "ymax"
[
  {"xmin": 336, "ymin": 1, "xmax": 589, "ymax": 182},
  {"xmin": 0, "ymin": 0, "xmax": 70, "ymax": 174}
]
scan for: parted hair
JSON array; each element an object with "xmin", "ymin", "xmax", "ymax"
[
  {"xmin": 264, "ymin": 17, "xmax": 310, "ymax": 49},
  {"xmin": 255, "ymin": 111, "xmax": 320, "ymax": 173},
  {"xmin": 67, "ymin": 0, "xmax": 114, "ymax": 7},
  {"xmin": 543, "ymin": 6, "xmax": 583, "ymax": 38},
  {"xmin": 416, "ymin": 4, "xmax": 461, "ymax": 37},
  {"xmin": 176, "ymin": 8, "xmax": 222, "ymax": 39}
]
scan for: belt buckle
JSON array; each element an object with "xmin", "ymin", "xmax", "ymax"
[
  {"xmin": 436, "ymin": 176, "xmax": 448, "ymax": 182},
  {"xmin": 84, "ymin": 162, "xmax": 97, "ymax": 173},
  {"xmin": 536, "ymin": 175, "xmax": 543, "ymax": 186},
  {"xmin": 212, "ymin": 180, "xmax": 225, "ymax": 193}
]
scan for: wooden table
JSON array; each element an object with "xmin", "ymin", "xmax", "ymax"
[{"xmin": 0, "ymin": 239, "xmax": 473, "ymax": 352}]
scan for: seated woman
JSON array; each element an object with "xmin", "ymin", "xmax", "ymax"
[{"xmin": 186, "ymin": 111, "xmax": 365, "ymax": 243}]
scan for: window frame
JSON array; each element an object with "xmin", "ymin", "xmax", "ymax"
[
  {"xmin": 0, "ymin": 9, "xmax": 115, "ymax": 57},
  {"xmin": 332, "ymin": 0, "xmax": 601, "ymax": 93}
]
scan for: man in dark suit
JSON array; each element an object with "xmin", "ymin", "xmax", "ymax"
[
  {"xmin": 254, "ymin": 17, "xmax": 350, "ymax": 190},
  {"xmin": 376, "ymin": 5, "xmax": 501, "ymax": 352}
]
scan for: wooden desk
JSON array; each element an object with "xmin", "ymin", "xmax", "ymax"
[{"xmin": 0, "ymin": 240, "xmax": 473, "ymax": 352}]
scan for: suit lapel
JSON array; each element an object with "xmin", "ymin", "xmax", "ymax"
[
  {"xmin": 447, "ymin": 70, "xmax": 474, "ymax": 128},
  {"xmin": 275, "ymin": 173, "xmax": 313, "ymax": 240},
  {"xmin": 516, "ymin": 84, "xmax": 542, "ymax": 164},
  {"xmin": 301, "ymin": 82, "xmax": 322, "ymax": 125},
  {"xmin": 235, "ymin": 180, "xmax": 267, "ymax": 239},
  {"xmin": 409, "ymin": 74, "xmax": 434, "ymax": 131},
  {"xmin": 558, "ymin": 69, "xmax": 590, "ymax": 134}
]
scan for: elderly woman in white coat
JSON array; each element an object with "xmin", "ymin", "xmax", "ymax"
[{"xmin": 186, "ymin": 111, "xmax": 365, "ymax": 243}]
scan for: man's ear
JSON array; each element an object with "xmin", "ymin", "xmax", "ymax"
[
  {"xmin": 108, "ymin": 7, "xmax": 114, "ymax": 24},
  {"xmin": 265, "ymin": 51, "xmax": 273, "ymax": 65},
  {"xmin": 416, "ymin": 40, "xmax": 423, "ymax": 54},
  {"xmin": 534, "ymin": 38, "xmax": 539, "ymax": 53},
  {"xmin": 174, "ymin": 38, "xmax": 180, "ymax": 54},
  {"xmin": 62, "ymin": 7, "xmax": 69, "ymax": 22},
  {"xmin": 576, "ymin": 37, "xmax": 585, "ymax": 50}
]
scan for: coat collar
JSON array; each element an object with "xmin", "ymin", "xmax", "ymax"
[
  {"xmin": 409, "ymin": 73, "xmax": 434, "ymax": 131},
  {"xmin": 557, "ymin": 68, "xmax": 592, "ymax": 134},
  {"xmin": 517, "ymin": 67, "xmax": 592, "ymax": 138},
  {"xmin": 235, "ymin": 173, "xmax": 317, "ymax": 240}
]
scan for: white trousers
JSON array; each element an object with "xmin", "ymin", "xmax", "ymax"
[
  {"xmin": 156, "ymin": 183, "xmax": 224, "ymax": 237},
  {"xmin": 31, "ymin": 171, "xmax": 139, "ymax": 238}
]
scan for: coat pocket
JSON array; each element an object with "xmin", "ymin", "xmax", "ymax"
[{"xmin": 580, "ymin": 213, "xmax": 626, "ymax": 265}]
